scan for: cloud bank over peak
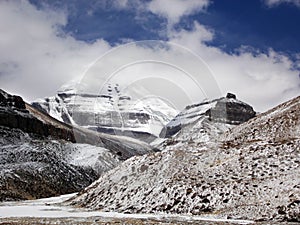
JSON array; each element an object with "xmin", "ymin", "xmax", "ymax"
[
  {"xmin": 0, "ymin": 0, "xmax": 299, "ymax": 112},
  {"xmin": 169, "ymin": 21, "xmax": 300, "ymax": 111}
]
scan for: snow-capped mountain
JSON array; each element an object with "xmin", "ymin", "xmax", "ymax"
[
  {"xmin": 68, "ymin": 95, "xmax": 300, "ymax": 222},
  {"xmin": 0, "ymin": 89, "xmax": 153, "ymax": 201},
  {"xmin": 32, "ymin": 82, "xmax": 178, "ymax": 143}
]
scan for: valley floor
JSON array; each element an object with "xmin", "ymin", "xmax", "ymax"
[
  {"xmin": 0, "ymin": 217, "xmax": 292, "ymax": 225},
  {"xmin": 0, "ymin": 194, "xmax": 261, "ymax": 225}
]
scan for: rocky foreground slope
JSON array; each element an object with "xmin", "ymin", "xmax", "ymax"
[
  {"xmin": 0, "ymin": 89, "xmax": 153, "ymax": 201},
  {"xmin": 68, "ymin": 95, "xmax": 300, "ymax": 222},
  {"xmin": 0, "ymin": 126, "xmax": 119, "ymax": 201}
]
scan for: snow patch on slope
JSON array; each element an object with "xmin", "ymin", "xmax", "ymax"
[{"xmin": 65, "ymin": 143, "xmax": 120, "ymax": 174}]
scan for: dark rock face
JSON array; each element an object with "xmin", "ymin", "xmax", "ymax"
[
  {"xmin": 95, "ymin": 126, "xmax": 157, "ymax": 143},
  {"xmin": 0, "ymin": 89, "xmax": 26, "ymax": 111},
  {"xmin": 0, "ymin": 89, "xmax": 75, "ymax": 141},
  {"xmin": 161, "ymin": 93, "xmax": 256, "ymax": 138},
  {"xmin": 226, "ymin": 92, "xmax": 236, "ymax": 99},
  {"xmin": 31, "ymin": 102, "xmax": 49, "ymax": 114},
  {"xmin": 206, "ymin": 97, "xmax": 256, "ymax": 125},
  {"xmin": 160, "ymin": 125, "xmax": 182, "ymax": 138},
  {"xmin": 0, "ymin": 106, "xmax": 75, "ymax": 142}
]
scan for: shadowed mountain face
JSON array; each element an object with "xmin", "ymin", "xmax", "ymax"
[
  {"xmin": 0, "ymin": 126, "xmax": 98, "ymax": 201},
  {"xmin": 0, "ymin": 89, "xmax": 153, "ymax": 201},
  {"xmin": 0, "ymin": 89, "xmax": 75, "ymax": 142},
  {"xmin": 68, "ymin": 95, "xmax": 300, "ymax": 222}
]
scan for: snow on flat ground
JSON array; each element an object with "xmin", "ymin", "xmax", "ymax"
[{"xmin": 0, "ymin": 194, "xmax": 253, "ymax": 224}]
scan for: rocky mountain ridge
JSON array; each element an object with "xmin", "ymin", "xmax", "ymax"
[
  {"xmin": 68, "ymin": 95, "xmax": 300, "ymax": 222},
  {"xmin": 154, "ymin": 93, "xmax": 255, "ymax": 153},
  {"xmin": 160, "ymin": 93, "xmax": 255, "ymax": 138},
  {"xmin": 2, "ymin": 87, "xmax": 299, "ymax": 222}
]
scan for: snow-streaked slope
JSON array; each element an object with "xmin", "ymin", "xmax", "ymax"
[
  {"xmin": 153, "ymin": 117, "xmax": 232, "ymax": 153},
  {"xmin": 222, "ymin": 95, "xmax": 300, "ymax": 144},
  {"xmin": 0, "ymin": 87, "xmax": 154, "ymax": 161},
  {"xmin": 68, "ymin": 95, "xmax": 300, "ymax": 222},
  {"xmin": 68, "ymin": 142, "xmax": 300, "ymax": 221},
  {"xmin": 65, "ymin": 144, "xmax": 119, "ymax": 174},
  {"xmin": 0, "ymin": 127, "xmax": 94, "ymax": 201},
  {"xmin": 0, "ymin": 126, "xmax": 120, "ymax": 201},
  {"xmin": 163, "ymin": 99, "xmax": 218, "ymax": 133}
]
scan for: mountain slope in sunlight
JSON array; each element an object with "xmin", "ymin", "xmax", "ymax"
[{"xmin": 69, "ymin": 95, "xmax": 300, "ymax": 222}]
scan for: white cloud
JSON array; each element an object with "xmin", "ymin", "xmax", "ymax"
[
  {"xmin": 168, "ymin": 21, "xmax": 214, "ymax": 43},
  {"xmin": 147, "ymin": 0, "xmax": 210, "ymax": 27},
  {"xmin": 108, "ymin": 0, "xmax": 210, "ymax": 29},
  {"xmin": 0, "ymin": 0, "xmax": 111, "ymax": 101},
  {"xmin": 264, "ymin": 0, "xmax": 300, "ymax": 7},
  {"xmin": 168, "ymin": 21, "xmax": 300, "ymax": 111},
  {"xmin": 114, "ymin": 0, "xmax": 129, "ymax": 9},
  {"xmin": 0, "ymin": 0, "xmax": 299, "ymax": 113}
]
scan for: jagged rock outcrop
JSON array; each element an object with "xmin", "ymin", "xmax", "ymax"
[
  {"xmin": 160, "ymin": 93, "xmax": 255, "ymax": 138},
  {"xmin": 68, "ymin": 95, "xmax": 300, "ymax": 222},
  {"xmin": 0, "ymin": 89, "xmax": 75, "ymax": 141},
  {"xmin": 0, "ymin": 90, "xmax": 26, "ymax": 110},
  {"xmin": 206, "ymin": 93, "xmax": 256, "ymax": 125}
]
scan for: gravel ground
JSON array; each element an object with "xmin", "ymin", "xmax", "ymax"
[{"xmin": 0, "ymin": 217, "xmax": 291, "ymax": 225}]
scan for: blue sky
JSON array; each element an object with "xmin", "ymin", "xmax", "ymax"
[
  {"xmin": 0, "ymin": 0, "xmax": 299, "ymax": 111},
  {"xmin": 29, "ymin": 0, "xmax": 300, "ymax": 55}
]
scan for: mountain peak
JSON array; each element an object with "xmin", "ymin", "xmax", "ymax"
[
  {"xmin": 32, "ymin": 84, "xmax": 178, "ymax": 142},
  {"xmin": 160, "ymin": 93, "xmax": 256, "ymax": 138},
  {"xmin": 0, "ymin": 89, "xmax": 26, "ymax": 111},
  {"xmin": 226, "ymin": 92, "xmax": 236, "ymax": 99}
]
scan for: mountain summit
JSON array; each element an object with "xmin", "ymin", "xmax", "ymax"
[
  {"xmin": 160, "ymin": 92, "xmax": 256, "ymax": 138},
  {"xmin": 32, "ymin": 83, "xmax": 178, "ymax": 143}
]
